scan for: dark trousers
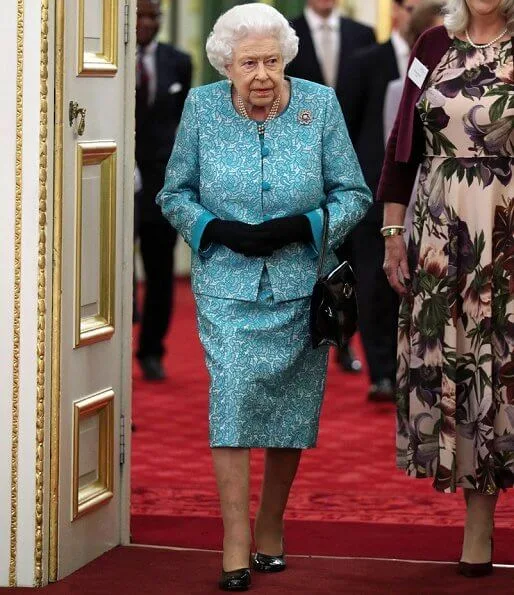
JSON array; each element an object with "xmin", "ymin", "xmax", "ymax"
[
  {"xmin": 135, "ymin": 162, "xmax": 178, "ymax": 360},
  {"xmin": 336, "ymin": 202, "xmax": 399, "ymax": 384},
  {"xmin": 136, "ymin": 216, "xmax": 177, "ymax": 359}
]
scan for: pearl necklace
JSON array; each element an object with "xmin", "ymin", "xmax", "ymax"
[
  {"xmin": 236, "ymin": 93, "xmax": 281, "ymax": 135},
  {"xmin": 465, "ymin": 27, "xmax": 508, "ymax": 49}
]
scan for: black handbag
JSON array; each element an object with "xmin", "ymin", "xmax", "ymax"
[{"xmin": 310, "ymin": 208, "xmax": 358, "ymax": 349}]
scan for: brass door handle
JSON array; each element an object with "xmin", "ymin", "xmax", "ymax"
[{"xmin": 69, "ymin": 101, "xmax": 86, "ymax": 136}]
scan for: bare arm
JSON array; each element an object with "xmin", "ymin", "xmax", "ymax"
[
  {"xmin": 383, "ymin": 202, "xmax": 406, "ymax": 226},
  {"xmin": 382, "ymin": 202, "xmax": 410, "ymax": 296}
]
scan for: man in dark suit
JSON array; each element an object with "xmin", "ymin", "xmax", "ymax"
[
  {"xmin": 135, "ymin": 0, "xmax": 192, "ymax": 380},
  {"xmin": 287, "ymin": 0, "xmax": 376, "ymax": 108},
  {"xmin": 339, "ymin": 0, "xmax": 420, "ymax": 400},
  {"xmin": 286, "ymin": 0, "xmax": 375, "ymax": 373}
]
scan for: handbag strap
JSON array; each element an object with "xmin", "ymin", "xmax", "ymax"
[{"xmin": 316, "ymin": 206, "xmax": 329, "ymax": 280}]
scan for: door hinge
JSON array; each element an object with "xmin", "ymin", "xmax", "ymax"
[
  {"xmin": 123, "ymin": 2, "xmax": 130, "ymax": 44},
  {"xmin": 120, "ymin": 414, "xmax": 126, "ymax": 466}
]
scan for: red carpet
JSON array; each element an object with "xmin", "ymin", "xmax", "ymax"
[
  {"xmin": 131, "ymin": 279, "xmax": 514, "ymax": 559},
  {"xmin": 5, "ymin": 547, "xmax": 514, "ymax": 594},
  {"xmin": 130, "ymin": 516, "xmax": 514, "ymax": 564},
  {"xmin": 4, "ymin": 547, "xmax": 514, "ymax": 595},
  {"xmin": 6, "ymin": 547, "xmax": 514, "ymax": 595}
]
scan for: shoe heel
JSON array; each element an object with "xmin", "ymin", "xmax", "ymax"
[
  {"xmin": 252, "ymin": 552, "xmax": 286, "ymax": 573},
  {"xmin": 458, "ymin": 538, "xmax": 493, "ymax": 578},
  {"xmin": 219, "ymin": 568, "xmax": 251, "ymax": 591}
]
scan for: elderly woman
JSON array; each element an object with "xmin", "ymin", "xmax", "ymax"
[
  {"xmin": 378, "ymin": 0, "xmax": 513, "ymax": 578},
  {"xmin": 156, "ymin": 3, "xmax": 370, "ymax": 591}
]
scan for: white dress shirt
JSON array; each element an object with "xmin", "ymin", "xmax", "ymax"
[
  {"xmin": 137, "ymin": 39, "xmax": 158, "ymax": 106},
  {"xmin": 304, "ymin": 6, "xmax": 341, "ymax": 88},
  {"xmin": 390, "ymin": 30, "xmax": 410, "ymax": 80},
  {"xmin": 384, "ymin": 78, "xmax": 403, "ymax": 142}
]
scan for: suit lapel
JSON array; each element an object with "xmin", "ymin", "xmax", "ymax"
[
  {"xmin": 384, "ymin": 41, "xmax": 400, "ymax": 81},
  {"xmin": 336, "ymin": 18, "xmax": 368, "ymax": 96},
  {"xmin": 335, "ymin": 18, "xmax": 352, "ymax": 94},
  {"xmin": 296, "ymin": 15, "xmax": 325, "ymax": 84},
  {"xmin": 337, "ymin": 19, "xmax": 354, "ymax": 68},
  {"xmin": 155, "ymin": 43, "xmax": 166, "ymax": 102}
]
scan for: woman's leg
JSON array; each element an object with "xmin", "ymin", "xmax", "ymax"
[
  {"xmin": 254, "ymin": 448, "xmax": 302, "ymax": 555},
  {"xmin": 212, "ymin": 448, "xmax": 252, "ymax": 571},
  {"xmin": 461, "ymin": 489, "xmax": 498, "ymax": 563}
]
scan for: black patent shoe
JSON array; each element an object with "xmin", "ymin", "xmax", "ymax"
[
  {"xmin": 218, "ymin": 568, "xmax": 251, "ymax": 591},
  {"xmin": 252, "ymin": 552, "xmax": 286, "ymax": 573},
  {"xmin": 457, "ymin": 560, "xmax": 493, "ymax": 578},
  {"xmin": 458, "ymin": 539, "xmax": 493, "ymax": 578}
]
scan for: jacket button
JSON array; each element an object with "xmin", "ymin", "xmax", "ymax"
[
  {"xmin": 261, "ymin": 146, "xmax": 270, "ymax": 157},
  {"xmin": 262, "ymin": 181, "xmax": 271, "ymax": 191}
]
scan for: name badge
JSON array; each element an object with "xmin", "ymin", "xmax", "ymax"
[{"xmin": 408, "ymin": 58, "xmax": 429, "ymax": 89}]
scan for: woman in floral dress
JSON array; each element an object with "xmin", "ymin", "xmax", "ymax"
[{"xmin": 378, "ymin": 0, "xmax": 513, "ymax": 577}]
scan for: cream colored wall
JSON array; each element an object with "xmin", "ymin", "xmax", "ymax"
[{"xmin": 346, "ymin": 0, "xmax": 377, "ymax": 27}]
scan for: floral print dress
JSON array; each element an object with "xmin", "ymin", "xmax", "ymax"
[{"xmin": 397, "ymin": 38, "xmax": 514, "ymax": 493}]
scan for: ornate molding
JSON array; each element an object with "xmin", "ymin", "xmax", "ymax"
[
  {"xmin": 49, "ymin": 0, "xmax": 65, "ymax": 582},
  {"xmin": 10, "ymin": 0, "xmax": 24, "ymax": 587},
  {"xmin": 35, "ymin": 0, "xmax": 49, "ymax": 587}
]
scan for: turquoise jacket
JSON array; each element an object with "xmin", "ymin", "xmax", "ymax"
[{"xmin": 156, "ymin": 77, "xmax": 371, "ymax": 302}]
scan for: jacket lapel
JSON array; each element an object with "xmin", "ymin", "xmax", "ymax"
[
  {"xmin": 155, "ymin": 43, "xmax": 166, "ymax": 103},
  {"xmin": 396, "ymin": 27, "xmax": 451, "ymax": 161},
  {"xmin": 335, "ymin": 18, "xmax": 373, "ymax": 96},
  {"xmin": 336, "ymin": 18, "xmax": 353, "ymax": 86},
  {"xmin": 296, "ymin": 15, "xmax": 325, "ymax": 84},
  {"xmin": 384, "ymin": 41, "xmax": 400, "ymax": 81}
]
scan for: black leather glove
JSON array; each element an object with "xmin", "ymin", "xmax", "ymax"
[
  {"xmin": 201, "ymin": 219, "xmax": 275, "ymax": 257},
  {"xmin": 255, "ymin": 215, "xmax": 313, "ymax": 250}
]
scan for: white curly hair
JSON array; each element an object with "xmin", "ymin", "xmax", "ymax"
[
  {"xmin": 206, "ymin": 3, "xmax": 299, "ymax": 77},
  {"xmin": 444, "ymin": 0, "xmax": 514, "ymax": 35}
]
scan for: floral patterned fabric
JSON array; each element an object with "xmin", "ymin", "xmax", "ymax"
[{"xmin": 397, "ymin": 39, "xmax": 514, "ymax": 493}]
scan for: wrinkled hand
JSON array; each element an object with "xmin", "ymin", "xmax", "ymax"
[
  {"xmin": 201, "ymin": 219, "xmax": 274, "ymax": 257},
  {"xmin": 255, "ymin": 215, "xmax": 312, "ymax": 250},
  {"xmin": 383, "ymin": 236, "xmax": 410, "ymax": 296}
]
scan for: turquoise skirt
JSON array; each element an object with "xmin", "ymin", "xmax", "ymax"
[{"xmin": 195, "ymin": 271, "xmax": 329, "ymax": 448}]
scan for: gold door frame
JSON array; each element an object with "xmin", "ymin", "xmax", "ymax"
[{"xmin": 49, "ymin": 0, "xmax": 65, "ymax": 581}]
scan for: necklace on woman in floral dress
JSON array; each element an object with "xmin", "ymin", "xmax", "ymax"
[{"xmin": 465, "ymin": 27, "xmax": 508, "ymax": 49}]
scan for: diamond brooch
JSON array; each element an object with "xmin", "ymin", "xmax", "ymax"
[{"xmin": 298, "ymin": 109, "xmax": 313, "ymax": 125}]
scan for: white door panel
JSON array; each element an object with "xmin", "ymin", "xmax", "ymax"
[{"xmin": 53, "ymin": 0, "xmax": 133, "ymax": 579}]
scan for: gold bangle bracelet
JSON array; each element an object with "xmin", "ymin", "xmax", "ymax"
[{"xmin": 381, "ymin": 227, "xmax": 405, "ymax": 237}]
